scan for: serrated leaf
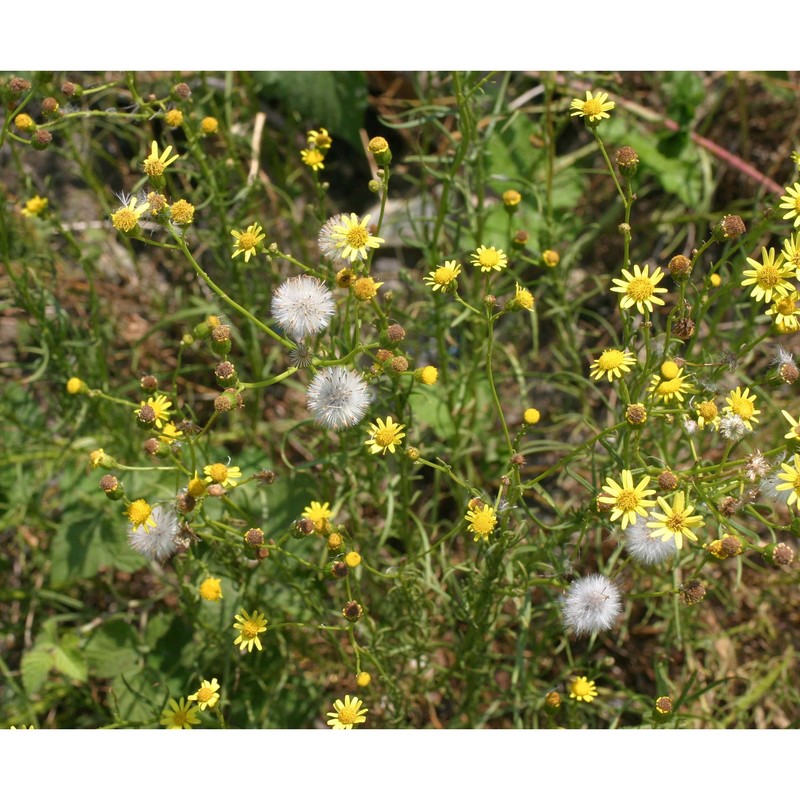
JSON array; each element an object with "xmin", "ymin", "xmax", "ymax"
[
  {"xmin": 53, "ymin": 642, "xmax": 88, "ymax": 683},
  {"xmin": 85, "ymin": 619, "xmax": 141, "ymax": 679},
  {"xmin": 21, "ymin": 648, "xmax": 53, "ymax": 695}
]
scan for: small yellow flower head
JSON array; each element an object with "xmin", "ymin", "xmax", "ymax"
[
  {"xmin": 21, "ymin": 195, "xmax": 48, "ymax": 217},
  {"xmin": 233, "ymin": 608, "xmax": 268, "ymax": 653},
  {"xmin": 160, "ymin": 697, "xmax": 200, "ymax": 729},
  {"xmin": 188, "ymin": 678, "xmax": 220, "ymax": 711},
  {"xmin": 424, "ymin": 260, "xmax": 462, "ymax": 292},
  {"xmin": 204, "ymin": 462, "xmax": 242, "ymax": 488},
  {"xmin": 601, "ymin": 469, "xmax": 656, "ymax": 529},
  {"xmin": 199, "ymin": 577, "xmax": 223, "ymax": 601},
  {"xmin": 660, "ymin": 360, "xmax": 680, "ymax": 379},
  {"xmin": 331, "ymin": 213, "xmax": 385, "ymax": 263},
  {"xmin": 542, "ymin": 249, "xmax": 560, "ymax": 268},
  {"xmin": 570, "ymin": 90, "xmax": 615, "ymax": 124},
  {"xmin": 465, "ymin": 501, "xmax": 498, "ymax": 542},
  {"xmin": 111, "ymin": 195, "xmax": 150, "ymax": 233},
  {"xmin": 66, "ymin": 376, "xmax": 88, "ymax": 395},
  {"xmin": 723, "ymin": 386, "xmax": 760, "ymax": 430},
  {"xmin": 231, "ymin": 223, "xmax": 266, "ymax": 263},
  {"xmin": 146, "ymin": 191, "xmax": 169, "ymax": 217},
  {"xmin": 655, "ymin": 696, "xmax": 673, "ymax": 716},
  {"xmin": 164, "ymin": 109, "xmax": 184, "ymax": 127},
  {"xmin": 696, "ymin": 399, "xmax": 719, "ymax": 430},
  {"xmin": 568, "ymin": 676, "xmax": 598, "ymax": 702},
  {"xmin": 503, "ymin": 189, "xmax": 522, "ymax": 208},
  {"xmin": 416, "ymin": 366, "xmax": 439, "ymax": 385},
  {"xmin": 126, "ymin": 499, "xmax": 155, "ymax": 531},
  {"xmin": 353, "ymin": 276, "xmax": 384, "ymax": 301},
  {"xmin": 355, "ymin": 671, "xmax": 371, "ymax": 688},
  {"xmin": 327, "ymin": 532, "xmax": 344, "ymax": 551},
  {"xmin": 610, "ymin": 263, "xmax": 668, "ymax": 314},
  {"xmin": 170, "ymin": 199, "xmax": 195, "ymax": 226},
  {"xmin": 741, "ymin": 247, "xmax": 792, "ymax": 303},
  {"xmin": 368, "ymin": 136, "xmax": 389, "ymax": 155},
  {"xmin": 187, "ymin": 471, "xmax": 207, "ymax": 499},
  {"xmin": 470, "ymin": 245, "xmax": 508, "ymax": 273},
  {"xmin": 308, "ymin": 127, "xmax": 333, "ymax": 151},
  {"xmin": 200, "ymin": 116, "xmax": 219, "ymax": 135},
  {"xmin": 779, "ymin": 182, "xmax": 800, "ymax": 227},
  {"xmin": 406, "ymin": 446, "xmax": 420, "ymax": 461},
  {"xmin": 345, "ymin": 551, "xmax": 362, "ymax": 568},
  {"xmin": 326, "ymin": 695, "xmax": 368, "ymax": 729},
  {"xmin": 508, "ymin": 283, "xmax": 535, "ymax": 311},
  {"xmin": 710, "ymin": 273, "xmax": 722, "ymax": 288},
  {"xmin": 767, "ymin": 291, "xmax": 800, "ymax": 331},
  {"xmin": 336, "ymin": 267, "xmax": 355, "ymax": 288},
  {"xmin": 776, "ymin": 453, "xmax": 800, "ymax": 510},
  {"xmin": 523, "ymin": 408, "xmax": 541, "ymax": 425},
  {"xmin": 89, "ymin": 448, "xmax": 115, "ymax": 469},
  {"xmin": 14, "ymin": 113, "xmax": 35, "ymax": 131},
  {"xmin": 303, "ymin": 501, "xmax": 333, "ymax": 532},
  {"xmin": 589, "ymin": 349, "xmax": 636, "ymax": 382},
  {"xmin": 365, "ymin": 416, "xmax": 406, "ymax": 455},
  {"xmin": 646, "ymin": 491, "xmax": 704, "ymax": 549},
  {"xmin": 142, "ymin": 141, "xmax": 180, "ymax": 178},
  {"xmin": 625, "ymin": 403, "xmax": 647, "ymax": 425},
  {"xmin": 649, "ymin": 368, "xmax": 694, "ymax": 404},
  {"xmin": 301, "ymin": 148, "xmax": 325, "ymax": 171}
]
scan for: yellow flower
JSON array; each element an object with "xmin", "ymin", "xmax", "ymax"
[
  {"xmin": 600, "ymin": 469, "xmax": 655, "ymax": 529},
  {"xmin": 781, "ymin": 409, "xmax": 800, "ymax": 440},
  {"xmin": 66, "ymin": 376, "xmax": 87, "ymax": 395},
  {"xmin": 355, "ymin": 671, "xmax": 371, "ymax": 688},
  {"xmin": 332, "ymin": 213, "xmax": 385, "ymax": 262},
  {"xmin": 110, "ymin": 195, "xmax": 150, "ymax": 233},
  {"xmin": 233, "ymin": 608, "xmax": 268, "ymax": 652},
  {"xmin": 510, "ymin": 283, "xmax": 535, "ymax": 310},
  {"xmin": 568, "ymin": 676, "xmax": 598, "ymax": 702},
  {"xmin": 542, "ymin": 249, "xmax": 560, "ymax": 268},
  {"xmin": 126, "ymin": 499, "xmax": 155, "ymax": 531},
  {"xmin": 777, "ymin": 454, "xmax": 800, "ymax": 510},
  {"xmin": 188, "ymin": 678, "xmax": 220, "ymax": 711},
  {"xmin": 199, "ymin": 577, "xmax": 223, "ymax": 601},
  {"xmin": 741, "ymin": 247, "xmax": 792, "ymax": 303},
  {"xmin": 781, "ymin": 233, "xmax": 800, "ymax": 278},
  {"xmin": 170, "ymin": 199, "xmax": 195, "ymax": 225},
  {"xmin": 464, "ymin": 501, "xmax": 498, "ymax": 542},
  {"xmin": 646, "ymin": 491, "xmax": 704, "ymax": 549},
  {"xmin": 424, "ymin": 260, "xmax": 462, "ymax": 291},
  {"xmin": 345, "ymin": 551, "xmax": 362, "ymax": 568},
  {"xmin": 187, "ymin": 471, "xmax": 207, "ymax": 498},
  {"xmin": 14, "ymin": 113, "xmax": 34, "ymax": 131},
  {"xmin": 160, "ymin": 697, "xmax": 200, "ymax": 729},
  {"xmin": 326, "ymin": 695, "xmax": 368, "ymax": 729},
  {"xmin": 695, "ymin": 399, "xmax": 720, "ymax": 430},
  {"xmin": 135, "ymin": 395, "xmax": 173, "ymax": 429},
  {"xmin": 365, "ymin": 416, "xmax": 406, "ymax": 455},
  {"xmin": 307, "ymin": 127, "xmax": 332, "ymax": 151},
  {"xmin": 158, "ymin": 422, "xmax": 183, "ymax": 442},
  {"xmin": 610, "ymin": 264, "xmax": 668, "ymax": 314},
  {"xmin": 301, "ymin": 148, "xmax": 325, "ymax": 171},
  {"xmin": 302, "ymin": 501, "xmax": 332, "ymax": 532},
  {"xmin": 570, "ymin": 90, "xmax": 615, "ymax": 123},
  {"xmin": 200, "ymin": 116, "xmax": 219, "ymax": 135},
  {"xmin": 649, "ymin": 368, "xmax": 694, "ymax": 403},
  {"xmin": 723, "ymin": 386, "xmax": 760, "ymax": 430},
  {"xmin": 503, "ymin": 189, "xmax": 522, "ymax": 207},
  {"xmin": 589, "ymin": 349, "xmax": 636, "ymax": 382},
  {"xmin": 779, "ymin": 182, "xmax": 800, "ymax": 227},
  {"xmin": 523, "ymin": 408, "xmax": 541, "ymax": 425},
  {"xmin": 164, "ymin": 109, "xmax": 184, "ymax": 127},
  {"xmin": 230, "ymin": 223, "xmax": 266, "ymax": 263},
  {"xmin": 766, "ymin": 291, "xmax": 800, "ymax": 330},
  {"xmin": 418, "ymin": 366, "xmax": 439, "ymax": 385},
  {"xmin": 142, "ymin": 141, "xmax": 180, "ymax": 178},
  {"xmin": 203, "ymin": 462, "xmax": 242, "ymax": 487},
  {"xmin": 21, "ymin": 195, "xmax": 48, "ymax": 217},
  {"xmin": 470, "ymin": 245, "xmax": 508, "ymax": 273},
  {"xmin": 352, "ymin": 276, "xmax": 384, "ymax": 301}
]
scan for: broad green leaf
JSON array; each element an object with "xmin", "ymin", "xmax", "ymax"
[
  {"xmin": 84, "ymin": 619, "xmax": 141, "ymax": 679},
  {"xmin": 21, "ymin": 648, "xmax": 53, "ymax": 695},
  {"xmin": 53, "ymin": 635, "xmax": 88, "ymax": 683}
]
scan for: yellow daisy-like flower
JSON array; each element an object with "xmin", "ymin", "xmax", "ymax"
[
  {"xmin": 164, "ymin": 109, "xmax": 183, "ymax": 127},
  {"xmin": 766, "ymin": 290, "xmax": 800, "ymax": 331},
  {"xmin": 649, "ymin": 368, "xmax": 694, "ymax": 404},
  {"xmin": 110, "ymin": 195, "xmax": 150, "ymax": 233},
  {"xmin": 570, "ymin": 90, "xmax": 615, "ymax": 123},
  {"xmin": 142, "ymin": 141, "xmax": 180, "ymax": 178},
  {"xmin": 589, "ymin": 348, "xmax": 636, "ymax": 382},
  {"xmin": 199, "ymin": 577, "xmax": 223, "ymax": 602},
  {"xmin": 352, "ymin": 276, "xmax": 384, "ymax": 301},
  {"xmin": 200, "ymin": 117, "xmax": 219, "ymax": 135},
  {"xmin": 568, "ymin": 676, "xmax": 598, "ymax": 702},
  {"xmin": 511, "ymin": 282, "xmax": 535, "ymax": 310},
  {"xmin": 646, "ymin": 491, "xmax": 704, "ymax": 550},
  {"xmin": 135, "ymin": 395, "xmax": 173, "ymax": 430},
  {"xmin": 777, "ymin": 454, "xmax": 800, "ymax": 510},
  {"xmin": 418, "ymin": 365, "xmax": 439, "ymax": 385},
  {"xmin": 21, "ymin": 195, "xmax": 48, "ymax": 217},
  {"xmin": 126, "ymin": 499, "xmax": 155, "ymax": 531},
  {"xmin": 782, "ymin": 233, "xmax": 800, "ymax": 279},
  {"xmin": 723, "ymin": 386, "xmax": 760, "ymax": 430},
  {"xmin": 307, "ymin": 127, "xmax": 332, "ymax": 151},
  {"xmin": 695, "ymin": 399, "xmax": 720, "ymax": 430},
  {"xmin": 326, "ymin": 695, "xmax": 368, "ymax": 729},
  {"xmin": 779, "ymin": 182, "xmax": 800, "ymax": 227},
  {"xmin": 158, "ymin": 422, "xmax": 183, "ymax": 442},
  {"xmin": 170, "ymin": 199, "xmax": 195, "ymax": 226},
  {"xmin": 424, "ymin": 260, "xmax": 462, "ymax": 291},
  {"xmin": 464, "ymin": 501, "xmax": 498, "ymax": 543},
  {"xmin": 160, "ymin": 697, "xmax": 200, "ymax": 729},
  {"xmin": 600, "ymin": 469, "xmax": 656, "ymax": 529},
  {"xmin": 610, "ymin": 264, "xmax": 668, "ymax": 314},
  {"xmin": 741, "ymin": 247, "xmax": 792, "ymax": 303},
  {"xmin": 301, "ymin": 148, "xmax": 325, "ymax": 171},
  {"xmin": 470, "ymin": 245, "xmax": 508, "ymax": 273},
  {"xmin": 332, "ymin": 213, "xmax": 385, "ymax": 263},
  {"xmin": 203, "ymin": 462, "xmax": 242, "ymax": 487},
  {"xmin": 188, "ymin": 678, "xmax": 220, "ymax": 711},
  {"xmin": 782, "ymin": 409, "xmax": 800, "ymax": 441},
  {"xmin": 302, "ymin": 501, "xmax": 333, "ymax": 532},
  {"xmin": 365, "ymin": 416, "xmax": 406, "ymax": 455},
  {"xmin": 233, "ymin": 608, "xmax": 268, "ymax": 653},
  {"xmin": 230, "ymin": 223, "xmax": 266, "ymax": 263}
]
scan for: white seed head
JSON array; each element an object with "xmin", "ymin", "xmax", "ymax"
[
  {"xmin": 271, "ymin": 275, "xmax": 335, "ymax": 341},
  {"xmin": 624, "ymin": 516, "xmax": 676, "ymax": 565},
  {"xmin": 561, "ymin": 573, "xmax": 622, "ymax": 638},
  {"xmin": 127, "ymin": 505, "xmax": 180, "ymax": 562},
  {"xmin": 306, "ymin": 366, "xmax": 371, "ymax": 430}
]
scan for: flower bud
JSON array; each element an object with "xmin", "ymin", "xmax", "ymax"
[
  {"xmin": 210, "ymin": 324, "xmax": 232, "ymax": 356},
  {"xmin": 542, "ymin": 249, "xmax": 559, "ymax": 268},
  {"xmin": 331, "ymin": 561, "xmax": 348, "ymax": 579},
  {"xmin": 680, "ymin": 579, "xmax": 706, "ymax": 606},
  {"xmin": 763, "ymin": 542, "xmax": 793, "ymax": 567},
  {"xmin": 172, "ymin": 82, "xmax": 192, "ymax": 101},
  {"xmin": 244, "ymin": 527, "xmax": 265, "ymax": 547},
  {"xmin": 214, "ymin": 360, "xmax": 237, "ymax": 387},
  {"xmin": 342, "ymin": 600, "xmax": 363, "ymax": 622},
  {"xmin": 368, "ymin": 136, "xmax": 391, "ymax": 165},
  {"xmin": 668, "ymin": 255, "xmax": 692, "ymax": 280},
  {"xmin": 99, "ymin": 474, "xmax": 123, "ymax": 500},
  {"xmin": 31, "ymin": 130, "xmax": 53, "ymax": 151},
  {"xmin": 503, "ymin": 189, "xmax": 522, "ymax": 208},
  {"xmin": 625, "ymin": 403, "xmax": 647, "ymax": 425},
  {"xmin": 615, "ymin": 146, "xmax": 639, "ymax": 177},
  {"xmin": 61, "ymin": 81, "xmax": 82, "ymax": 98}
]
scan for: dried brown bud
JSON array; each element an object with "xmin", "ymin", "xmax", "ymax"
[
  {"xmin": 173, "ymin": 82, "xmax": 192, "ymax": 100},
  {"xmin": 765, "ymin": 542, "xmax": 794, "ymax": 567},
  {"xmin": 680, "ymin": 579, "xmax": 706, "ymax": 606},
  {"xmin": 255, "ymin": 469, "xmax": 276, "ymax": 484},
  {"xmin": 655, "ymin": 696, "xmax": 673, "ymax": 715},
  {"xmin": 9, "ymin": 77, "xmax": 31, "ymax": 96},
  {"xmin": 140, "ymin": 374, "xmax": 158, "ymax": 392},
  {"xmin": 386, "ymin": 323, "xmax": 405, "ymax": 342},
  {"xmin": 244, "ymin": 527, "xmax": 265, "ymax": 547},
  {"xmin": 296, "ymin": 518, "xmax": 315, "ymax": 535},
  {"xmin": 668, "ymin": 255, "xmax": 692, "ymax": 279},
  {"xmin": 673, "ymin": 318, "xmax": 695, "ymax": 340},
  {"xmin": 718, "ymin": 496, "xmax": 739, "ymax": 517},
  {"xmin": 331, "ymin": 561, "xmax": 349, "ymax": 579},
  {"xmin": 376, "ymin": 349, "xmax": 393, "ymax": 363},
  {"xmin": 143, "ymin": 437, "xmax": 160, "ymax": 456},
  {"xmin": 510, "ymin": 453, "xmax": 526, "ymax": 467},
  {"xmin": 31, "ymin": 129, "xmax": 52, "ymax": 151},
  {"xmin": 342, "ymin": 600, "xmax": 363, "ymax": 622},
  {"xmin": 720, "ymin": 534, "xmax": 743, "ymax": 557},
  {"xmin": 625, "ymin": 403, "xmax": 647, "ymax": 426},
  {"xmin": 390, "ymin": 356, "xmax": 409, "ymax": 373},
  {"xmin": 719, "ymin": 214, "xmax": 746, "ymax": 239},
  {"xmin": 780, "ymin": 362, "xmax": 799, "ymax": 384},
  {"xmin": 615, "ymin": 146, "xmax": 639, "ymax": 177},
  {"xmin": 657, "ymin": 470, "xmax": 678, "ymax": 492},
  {"xmin": 176, "ymin": 492, "xmax": 196, "ymax": 514},
  {"xmin": 99, "ymin": 474, "xmax": 119, "ymax": 493}
]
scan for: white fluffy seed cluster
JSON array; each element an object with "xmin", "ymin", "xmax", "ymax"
[
  {"xmin": 127, "ymin": 505, "xmax": 180, "ymax": 562},
  {"xmin": 561, "ymin": 573, "xmax": 622, "ymax": 637},
  {"xmin": 271, "ymin": 275, "xmax": 335, "ymax": 341},
  {"xmin": 306, "ymin": 366, "xmax": 370, "ymax": 430},
  {"xmin": 317, "ymin": 213, "xmax": 349, "ymax": 267},
  {"xmin": 624, "ymin": 517, "xmax": 676, "ymax": 566}
]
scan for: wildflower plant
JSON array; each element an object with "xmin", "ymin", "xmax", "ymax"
[{"xmin": 5, "ymin": 70, "xmax": 800, "ymax": 733}]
